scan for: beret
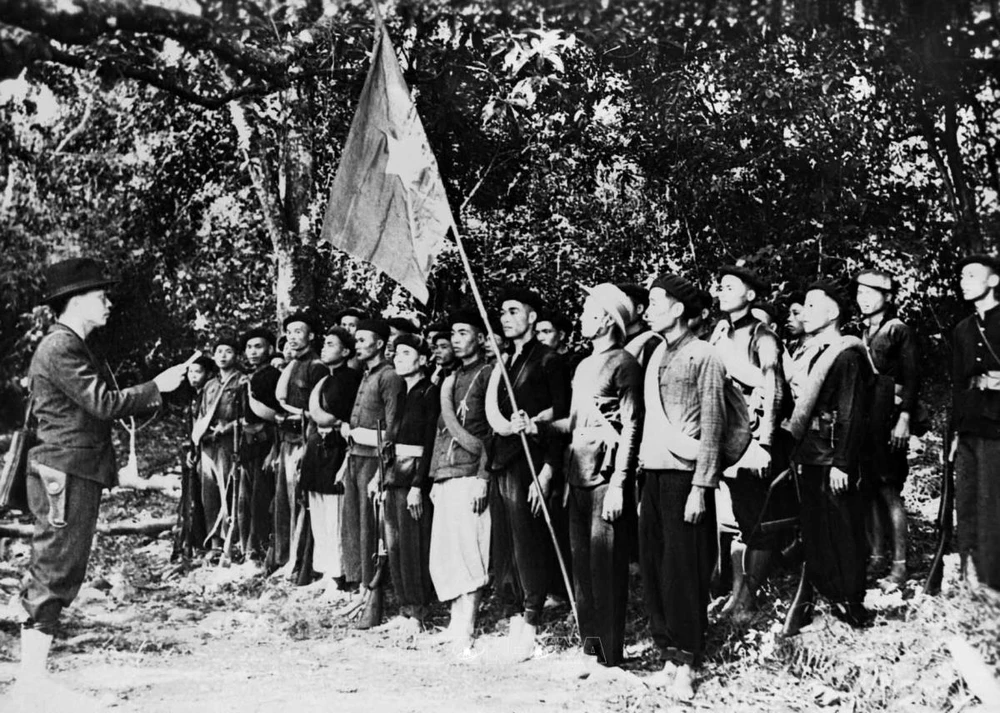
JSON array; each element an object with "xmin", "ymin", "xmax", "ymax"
[
  {"xmin": 393, "ymin": 333, "xmax": 431, "ymax": 357},
  {"xmin": 282, "ymin": 311, "xmax": 320, "ymax": 334},
  {"xmin": 958, "ymin": 254, "xmax": 1000, "ymax": 274},
  {"xmin": 806, "ymin": 279, "xmax": 851, "ymax": 315},
  {"xmin": 356, "ymin": 318, "xmax": 391, "ymax": 342},
  {"xmin": 448, "ymin": 308, "xmax": 487, "ymax": 334},
  {"xmin": 213, "ymin": 334, "xmax": 240, "ymax": 352},
  {"xmin": 719, "ymin": 264, "xmax": 767, "ymax": 295},
  {"xmin": 649, "ymin": 274, "xmax": 701, "ymax": 313},
  {"xmin": 241, "ymin": 327, "xmax": 276, "ymax": 348},
  {"xmin": 498, "ymin": 286, "xmax": 544, "ymax": 313}
]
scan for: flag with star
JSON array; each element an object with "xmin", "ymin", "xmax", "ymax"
[{"xmin": 320, "ymin": 15, "xmax": 454, "ymax": 304}]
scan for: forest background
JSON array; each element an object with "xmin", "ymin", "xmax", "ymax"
[{"xmin": 1, "ymin": 0, "xmax": 998, "ymax": 427}]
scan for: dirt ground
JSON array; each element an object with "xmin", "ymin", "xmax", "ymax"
[{"xmin": 0, "ymin": 430, "xmax": 998, "ymax": 712}]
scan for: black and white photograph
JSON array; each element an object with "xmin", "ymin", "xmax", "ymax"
[{"xmin": 1, "ymin": 0, "xmax": 999, "ymax": 711}]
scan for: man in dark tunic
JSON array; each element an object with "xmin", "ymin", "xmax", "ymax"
[
  {"xmin": 15, "ymin": 258, "xmax": 187, "ymax": 695},
  {"xmin": 710, "ymin": 265, "xmax": 794, "ymax": 622},
  {"xmin": 536, "ymin": 284, "xmax": 642, "ymax": 667},
  {"xmin": 952, "ymin": 254, "xmax": 1000, "ymax": 591},
  {"xmin": 637, "ymin": 274, "xmax": 725, "ymax": 700},
  {"xmin": 272, "ymin": 313, "xmax": 327, "ymax": 574},
  {"xmin": 854, "ymin": 269, "xmax": 919, "ymax": 589},
  {"xmin": 300, "ymin": 326, "xmax": 362, "ymax": 598},
  {"xmin": 493, "ymin": 287, "xmax": 571, "ymax": 661},
  {"xmin": 373, "ymin": 333, "xmax": 439, "ymax": 630},
  {"xmin": 342, "ymin": 319, "xmax": 406, "ymax": 607},
  {"xmin": 238, "ymin": 328, "xmax": 281, "ymax": 563},
  {"xmin": 784, "ymin": 281, "xmax": 872, "ymax": 628},
  {"xmin": 176, "ymin": 356, "xmax": 213, "ymax": 557},
  {"xmin": 197, "ymin": 336, "xmax": 243, "ymax": 556}
]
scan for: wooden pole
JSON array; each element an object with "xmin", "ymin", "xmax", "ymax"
[{"xmin": 450, "ymin": 226, "xmax": 580, "ymax": 639}]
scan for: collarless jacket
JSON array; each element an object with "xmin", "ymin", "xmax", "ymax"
[{"xmin": 28, "ymin": 323, "xmax": 162, "ymax": 487}]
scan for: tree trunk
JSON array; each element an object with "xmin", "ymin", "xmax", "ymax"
[{"xmin": 0, "ymin": 517, "xmax": 175, "ymax": 538}]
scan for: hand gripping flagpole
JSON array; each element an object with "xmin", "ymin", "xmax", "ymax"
[{"xmin": 450, "ymin": 226, "xmax": 580, "ymax": 641}]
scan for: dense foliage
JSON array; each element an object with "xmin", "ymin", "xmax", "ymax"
[{"xmin": 1, "ymin": 0, "xmax": 998, "ymax": 425}]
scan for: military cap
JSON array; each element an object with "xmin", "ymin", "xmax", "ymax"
[
  {"xmin": 393, "ymin": 333, "xmax": 431, "ymax": 357},
  {"xmin": 719, "ymin": 264, "xmax": 767, "ymax": 296},
  {"xmin": 356, "ymin": 318, "xmax": 391, "ymax": 342},
  {"xmin": 498, "ymin": 286, "xmax": 545, "ymax": 313},
  {"xmin": 649, "ymin": 274, "xmax": 701, "ymax": 314},
  {"xmin": 958, "ymin": 254, "xmax": 1000, "ymax": 274},
  {"xmin": 241, "ymin": 327, "xmax": 276, "ymax": 348}
]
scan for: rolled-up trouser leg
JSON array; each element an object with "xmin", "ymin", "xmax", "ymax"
[
  {"xmin": 341, "ymin": 455, "xmax": 378, "ymax": 586},
  {"xmin": 308, "ymin": 491, "xmax": 342, "ymax": 578},
  {"xmin": 496, "ymin": 459, "xmax": 553, "ymax": 627},
  {"xmin": 21, "ymin": 470, "xmax": 103, "ymax": 635},
  {"xmin": 429, "ymin": 478, "xmax": 491, "ymax": 602}
]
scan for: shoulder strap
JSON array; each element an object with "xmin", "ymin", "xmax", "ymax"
[{"xmin": 974, "ymin": 318, "xmax": 1000, "ymax": 370}]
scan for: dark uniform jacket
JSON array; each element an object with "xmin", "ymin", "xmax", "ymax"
[
  {"xmin": 952, "ymin": 305, "xmax": 1000, "ymax": 438},
  {"xmin": 28, "ymin": 323, "xmax": 161, "ymax": 487},
  {"xmin": 389, "ymin": 378, "xmax": 440, "ymax": 489},
  {"xmin": 490, "ymin": 339, "xmax": 570, "ymax": 471}
]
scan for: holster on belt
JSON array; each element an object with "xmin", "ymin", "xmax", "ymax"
[{"xmin": 34, "ymin": 463, "xmax": 68, "ymax": 529}]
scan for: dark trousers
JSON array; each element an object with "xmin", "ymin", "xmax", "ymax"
[
  {"xmin": 239, "ymin": 433, "xmax": 276, "ymax": 558},
  {"xmin": 21, "ymin": 469, "xmax": 103, "ymax": 635},
  {"xmin": 342, "ymin": 455, "xmax": 379, "ymax": 586},
  {"xmin": 491, "ymin": 458, "xmax": 554, "ymax": 626},
  {"xmin": 547, "ymin": 487, "xmax": 573, "ymax": 598},
  {"xmin": 200, "ymin": 439, "xmax": 234, "ymax": 547},
  {"xmin": 638, "ymin": 469, "xmax": 716, "ymax": 666},
  {"xmin": 955, "ymin": 435, "xmax": 1000, "ymax": 589},
  {"xmin": 569, "ymin": 483, "xmax": 632, "ymax": 666},
  {"xmin": 384, "ymin": 484, "xmax": 434, "ymax": 617},
  {"xmin": 798, "ymin": 464, "xmax": 867, "ymax": 604}
]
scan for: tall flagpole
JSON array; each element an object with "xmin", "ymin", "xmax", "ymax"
[{"xmin": 450, "ymin": 226, "xmax": 580, "ymax": 640}]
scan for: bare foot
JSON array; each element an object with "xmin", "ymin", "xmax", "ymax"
[{"xmin": 669, "ymin": 663, "xmax": 696, "ymax": 701}]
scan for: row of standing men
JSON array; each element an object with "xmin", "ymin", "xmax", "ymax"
[{"xmin": 180, "ymin": 257, "xmax": 999, "ymax": 699}]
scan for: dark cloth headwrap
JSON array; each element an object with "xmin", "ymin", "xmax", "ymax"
[
  {"xmin": 393, "ymin": 332, "xmax": 430, "ymax": 357},
  {"xmin": 282, "ymin": 311, "xmax": 320, "ymax": 334},
  {"xmin": 649, "ymin": 273, "xmax": 701, "ymax": 314},
  {"xmin": 498, "ymin": 286, "xmax": 544, "ymax": 313},
  {"xmin": 719, "ymin": 264, "xmax": 768, "ymax": 295},
  {"xmin": 448, "ymin": 308, "xmax": 487, "ymax": 334},
  {"xmin": 241, "ymin": 327, "xmax": 276, "ymax": 348},
  {"xmin": 356, "ymin": 319, "xmax": 391, "ymax": 342}
]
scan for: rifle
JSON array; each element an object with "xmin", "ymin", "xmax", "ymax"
[
  {"xmin": 357, "ymin": 418, "xmax": 389, "ymax": 629},
  {"xmin": 220, "ymin": 391, "xmax": 244, "ymax": 567},
  {"xmin": 924, "ymin": 426, "xmax": 957, "ymax": 595}
]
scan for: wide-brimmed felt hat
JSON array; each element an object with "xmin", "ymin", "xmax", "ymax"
[{"xmin": 44, "ymin": 258, "xmax": 120, "ymax": 304}]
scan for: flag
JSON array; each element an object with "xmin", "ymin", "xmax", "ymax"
[{"xmin": 320, "ymin": 18, "xmax": 455, "ymax": 304}]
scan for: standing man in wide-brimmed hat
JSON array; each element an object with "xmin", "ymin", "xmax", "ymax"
[{"xmin": 11, "ymin": 258, "xmax": 189, "ymax": 700}]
